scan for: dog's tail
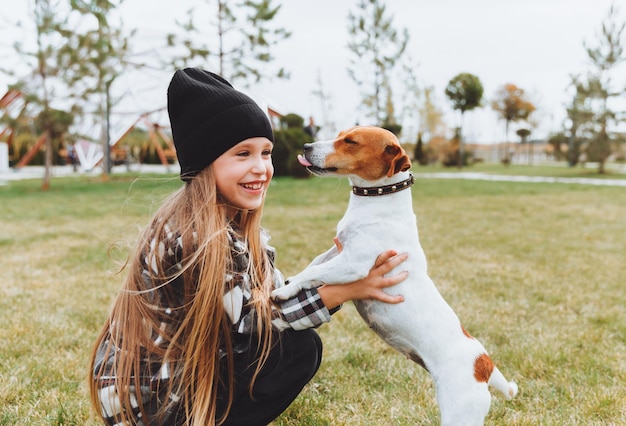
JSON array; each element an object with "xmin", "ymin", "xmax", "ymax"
[{"xmin": 488, "ymin": 367, "xmax": 518, "ymax": 400}]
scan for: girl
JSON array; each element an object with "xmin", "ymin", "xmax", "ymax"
[{"xmin": 88, "ymin": 68, "xmax": 407, "ymax": 426}]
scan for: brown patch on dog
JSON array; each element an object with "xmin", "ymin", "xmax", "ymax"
[
  {"xmin": 325, "ymin": 126, "xmax": 411, "ymax": 180},
  {"xmin": 474, "ymin": 353, "xmax": 494, "ymax": 383},
  {"xmin": 461, "ymin": 325, "xmax": 473, "ymax": 339}
]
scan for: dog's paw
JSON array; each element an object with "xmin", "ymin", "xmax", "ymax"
[
  {"xmin": 271, "ymin": 282, "xmax": 302, "ymax": 301},
  {"xmin": 507, "ymin": 381, "xmax": 519, "ymax": 400}
]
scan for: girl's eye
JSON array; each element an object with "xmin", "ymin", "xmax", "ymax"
[
  {"xmin": 262, "ymin": 149, "xmax": 272, "ymax": 156},
  {"xmin": 236, "ymin": 151, "xmax": 250, "ymax": 157}
]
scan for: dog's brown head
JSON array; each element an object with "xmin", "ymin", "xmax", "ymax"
[{"xmin": 299, "ymin": 126, "xmax": 411, "ymax": 181}]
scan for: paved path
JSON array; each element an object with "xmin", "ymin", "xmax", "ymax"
[
  {"xmin": 0, "ymin": 164, "xmax": 179, "ymax": 185},
  {"xmin": 416, "ymin": 172, "xmax": 626, "ymax": 187},
  {"xmin": 1, "ymin": 165, "xmax": 625, "ymax": 187}
]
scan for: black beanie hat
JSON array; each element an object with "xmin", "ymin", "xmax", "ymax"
[{"xmin": 167, "ymin": 68, "xmax": 274, "ymax": 181}]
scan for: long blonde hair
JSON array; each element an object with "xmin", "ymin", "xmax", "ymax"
[{"xmin": 89, "ymin": 166, "xmax": 276, "ymax": 425}]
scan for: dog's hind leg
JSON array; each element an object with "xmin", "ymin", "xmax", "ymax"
[{"xmin": 437, "ymin": 380, "xmax": 491, "ymax": 426}]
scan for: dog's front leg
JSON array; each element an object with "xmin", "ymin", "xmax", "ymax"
[
  {"xmin": 271, "ymin": 245, "xmax": 339, "ymax": 301},
  {"xmin": 271, "ymin": 251, "xmax": 367, "ymax": 301}
]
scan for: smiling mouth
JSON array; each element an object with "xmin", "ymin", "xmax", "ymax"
[{"xmin": 241, "ymin": 182, "xmax": 265, "ymax": 190}]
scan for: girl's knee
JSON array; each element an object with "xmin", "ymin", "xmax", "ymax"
[{"xmin": 281, "ymin": 329, "xmax": 323, "ymax": 379}]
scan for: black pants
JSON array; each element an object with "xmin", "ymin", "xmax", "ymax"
[{"xmin": 217, "ymin": 329, "xmax": 323, "ymax": 426}]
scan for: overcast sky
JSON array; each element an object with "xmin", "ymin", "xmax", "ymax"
[{"xmin": 1, "ymin": 0, "xmax": 624, "ymax": 143}]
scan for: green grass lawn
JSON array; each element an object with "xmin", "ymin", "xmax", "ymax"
[{"xmin": 0, "ymin": 170, "xmax": 625, "ymax": 425}]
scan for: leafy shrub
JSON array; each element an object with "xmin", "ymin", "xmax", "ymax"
[{"xmin": 272, "ymin": 113, "xmax": 312, "ymax": 178}]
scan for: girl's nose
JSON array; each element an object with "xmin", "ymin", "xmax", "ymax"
[{"xmin": 251, "ymin": 155, "xmax": 267, "ymax": 173}]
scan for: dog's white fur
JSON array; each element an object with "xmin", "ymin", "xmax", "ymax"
[{"xmin": 272, "ymin": 126, "xmax": 518, "ymax": 425}]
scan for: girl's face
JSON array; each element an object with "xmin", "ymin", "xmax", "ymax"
[{"xmin": 213, "ymin": 137, "xmax": 274, "ymax": 212}]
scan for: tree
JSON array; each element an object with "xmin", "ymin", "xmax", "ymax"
[
  {"xmin": 60, "ymin": 0, "xmax": 132, "ymax": 176},
  {"xmin": 397, "ymin": 55, "xmax": 422, "ymax": 144},
  {"xmin": 347, "ymin": 0, "xmax": 409, "ymax": 125},
  {"xmin": 418, "ymin": 86, "xmax": 447, "ymax": 141},
  {"xmin": 413, "ymin": 132, "xmax": 428, "ymax": 165},
  {"xmin": 491, "ymin": 83, "xmax": 535, "ymax": 164},
  {"xmin": 516, "ymin": 128, "xmax": 532, "ymax": 165},
  {"xmin": 381, "ymin": 78, "xmax": 402, "ymax": 135},
  {"xmin": 11, "ymin": 0, "xmax": 72, "ymax": 190},
  {"xmin": 311, "ymin": 70, "xmax": 336, "ymax": 139},
  {"xmin": 516, "ymin": 128, "xmax": 531, "ymax": 143},
  {"xmin": 445, "ymin": 73, "xmax": 483, "ymax": 168},
  {"xmin": 565, "ymin": 76, "xmax": 594, "ymax": 166},
  {"xmin": 166, "ymin": 0, "xmax": 290, "ymax": 86},
  {"xmin": 567, "ymin": 4, "xmax": 625, "ymax": 174},
  {"xmin": 547, "ymin": 132, "xmax": 569, "ymax": 162},
  {"xmin": 272, "ymin": 113, "xmax": 312, "ymax": 178},
  {"xmin": 7, "ymin": 0, "xmax": 132, "ymax": 185}
]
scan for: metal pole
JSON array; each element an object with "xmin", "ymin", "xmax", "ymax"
[{"xmin": 104, "ymin": 80, "xmax": 112, "ymax": 175}]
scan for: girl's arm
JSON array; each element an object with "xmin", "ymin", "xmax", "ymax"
[
  {"xmin": 317, "ymin": 250, "xmax": 407, "ymax": 310},
  {"xmin": 272, "ymin": 250, "xmax": 407, "ymax": 331}
]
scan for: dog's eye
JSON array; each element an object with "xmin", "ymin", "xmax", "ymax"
[{"xmin": 344, "ymin": 138, "xmax": 358, "ymax": 145}]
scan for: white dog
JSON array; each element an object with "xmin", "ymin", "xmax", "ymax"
[{"xmin": 272, "ymin": 126, "xmax": 518, "ymax": 425}]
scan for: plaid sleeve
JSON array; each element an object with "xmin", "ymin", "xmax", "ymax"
[
  {"xmin": 274, "ymin": 287, "xmax": 336, "ymax": 331},
  {"xmin": 268, "ymin": 248, "xmax": 341, "ymax": 331}
]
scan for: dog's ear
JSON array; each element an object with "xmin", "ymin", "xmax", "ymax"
[{"xmin": 385, "ymin": 145, "xmax": 412, "ymax": 177}]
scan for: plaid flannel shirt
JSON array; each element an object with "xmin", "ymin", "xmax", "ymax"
[{"xmin": 94, "ymin": 223, "xmax": 337, "ymax": 424}]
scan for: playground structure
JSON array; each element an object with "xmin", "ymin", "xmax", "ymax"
[
  {"xmin": 100, "ymin": 108, "xmax": 177, "ymax": 170},
  {"xmin": 0, "ymin": 89, "xmax": 22, "ymax": 152},
  {"xmin": 0, "ymin": 89, "xmax": 177, "ymax": 171},
  {"xmin": 1, "ymin": 88, "xmax": 285, "ymax": 173}
]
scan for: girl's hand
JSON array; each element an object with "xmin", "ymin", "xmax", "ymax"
[{"xmin": 317, "ymin": 250, "xmax": 408, "ymax": 310}]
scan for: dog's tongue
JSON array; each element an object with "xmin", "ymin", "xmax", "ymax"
[{"xmin": 297, "ymin": 154, "xmax": 312, "ymax": 167}]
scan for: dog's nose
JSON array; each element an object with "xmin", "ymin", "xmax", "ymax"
[{"xmin": 303, "ymin": 143, "xmax": 312, "ymax": 152}]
